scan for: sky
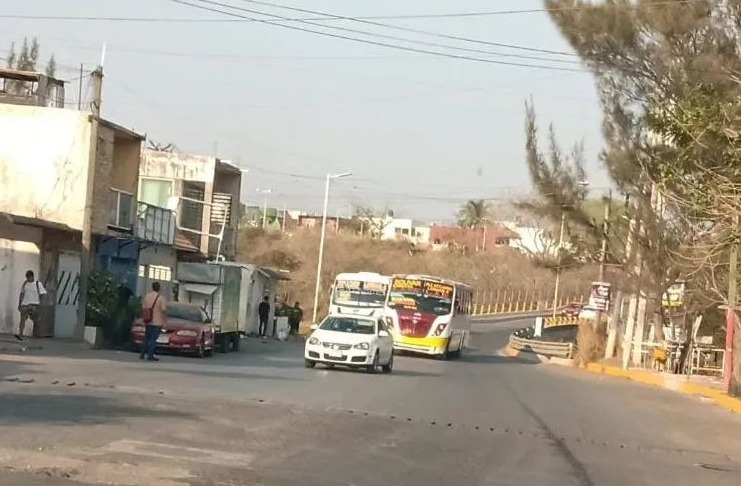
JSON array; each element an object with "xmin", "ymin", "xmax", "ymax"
[{"xmin": 0, "ymin": 0, "xmax": 609, "ymax": 223}]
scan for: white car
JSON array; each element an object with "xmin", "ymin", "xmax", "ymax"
[{"xmin": 304, "ymin": 314, "xmax": 394, "ymax": 373}]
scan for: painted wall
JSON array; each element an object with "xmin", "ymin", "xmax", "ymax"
[
  {"xmin": 0, "ymin": 105, "xmax": 91, "ymax": 230},
  {"xmin": 0, "ymin": 218, "xmax": 42, "ymax": 335},
  {"xmin": 137, "ymin": 243, "xmax": 177, "ymax": 298}
]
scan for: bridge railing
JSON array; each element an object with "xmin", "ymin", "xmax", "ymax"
[{"xmin": 471, "ymin": 294, "xmax": 586, "ymax": 316}]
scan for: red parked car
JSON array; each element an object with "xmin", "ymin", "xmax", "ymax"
[
  {"xmin": 131, "ymin": 302, "xmax": 216, "ymax": 358},
  {"xmin": 557, "ymin": 302, "xmax": 584, "ymax": 317}
]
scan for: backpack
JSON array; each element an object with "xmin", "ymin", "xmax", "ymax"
[{"xmin": 141, "ymin": 294, "xmax": 160, "ymax": 324}]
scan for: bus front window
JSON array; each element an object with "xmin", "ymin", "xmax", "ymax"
[{"xmin": 333, "ymin": 281, "xmax": 387, "ymax": 308}]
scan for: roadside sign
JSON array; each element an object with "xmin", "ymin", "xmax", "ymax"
[
  {"xmin": 662, "ymin": 281, "xmax": 685, "ymax": 308},
  {"xmin": 588, "ymin": 281, "xmax": 611, "ymax": 312}
]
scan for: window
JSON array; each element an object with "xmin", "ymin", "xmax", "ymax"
[
  {"xmin": 110, "ymin": 188, "xmax": 134, "ymax": 229},
  {"xmin": 139, "ymin": 178, "xmax": 173, "ymax": 208},
  {"xmin": 138, "ymin": 264, "xmax": 172, "ymax": 282}
]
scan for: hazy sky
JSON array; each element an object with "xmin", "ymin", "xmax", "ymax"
[{"xmin": 1, "ymin": 0, "xmax": 608, "ymax": 222}]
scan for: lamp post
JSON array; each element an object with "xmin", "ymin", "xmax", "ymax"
[
  {"xmin": 256, "ymin": 188, "xmax": 272, "ymax": 229},
  {"xmin": 312, "ymin": 171, "xmax": 352, "ymax": 324}
]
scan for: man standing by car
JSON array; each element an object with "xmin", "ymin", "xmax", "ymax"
[
  {"xmin": 258, "ymin": 295, "xmax": 270, "ymax": 337},
  {"xmin": 289, "ymin": 302, "xmax": 303, "ymax": 337},
  {"xmin": 16, "ymin": 270, "xmax": 47, "ymax": 341},
  {"xmin": 141, "ymin": 282, "xmax": 167, "ymax": 361}
]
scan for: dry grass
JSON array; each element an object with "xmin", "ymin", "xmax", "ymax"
[
  {"xmin": 575, "ymin": 318, "xmax": 608, "ymax": 366},
  {"xmin": 237, "ymin": 228, "xmax": 596, "ymax": 319}
]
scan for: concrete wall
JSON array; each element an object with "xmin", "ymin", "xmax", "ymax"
[
  {"xmin": 91, "ymin": 127, "xmax": 143, "ymax": 235},
  {"xmin": 140, "ymin": 150, "xmax": 216, "ymax": 183},
  {"xmin": 137, "ymin": 244, "xmax": 177, "ymax": 298},
  {"xmin": 0, "ymin": 104, "xmax": 91, "ymax": 230},
  {"xmin": 0, "ymin": 218, "xmax": 42, "ymax": 335}
]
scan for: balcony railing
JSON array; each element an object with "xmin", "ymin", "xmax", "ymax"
[
  {"xmin": 109, "ymin": 188, "xmax": 134, "ymax": 230},
  {"xmin": 136, "ymin": 202, "xmax": 176, "ymax": 245}
]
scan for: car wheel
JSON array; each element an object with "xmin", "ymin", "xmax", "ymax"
[
  {"xmin": 304, "ymin": 359, "xmax": 316, "ymax": 368},
  {"xmin": 381, "ymin": 352, "xmax": 394, "ymax": 374},
  {"xmin": 366, "ymin": 351, "xmax": 379, "ymax": 374}
]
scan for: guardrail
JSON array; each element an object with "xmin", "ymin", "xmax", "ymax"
[
  {"xmin": 471, "ymin": 295, "xmax": 585, "ymax": 317},
  {"xmin": 508, "ymin": 334, "xmax": 574, "ymax": 359}
]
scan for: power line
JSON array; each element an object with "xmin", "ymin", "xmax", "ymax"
[
  {"xmin": 238, "ymin": 0, "xmax": 575, "ymax": 57},
  {"xmin": 178, "ymin": 0, "xmax": 579, "ymax": 65},
  {"xmin": 167, "ymin": 0, "xmax": 587, "ymax": 73},
  {"xmin": 0, "ymin": 1, "xmax": 703, "ymax": 22}
]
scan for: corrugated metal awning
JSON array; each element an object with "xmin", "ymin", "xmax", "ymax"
[{"xmin": 183, "ymin": 283, "xmax": 219, "ymax": 295}]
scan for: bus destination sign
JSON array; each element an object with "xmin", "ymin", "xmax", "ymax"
[
  {"xmin": 424, "ymin": 282, "xmax": 453, "ymax": 298},
  {"xmin": 337, "ymin": 280, "xmax": 387, "ymax": 293},
  {"xmin": 391, "ymin": 278, "xmax": 423, "ymax": 292}
]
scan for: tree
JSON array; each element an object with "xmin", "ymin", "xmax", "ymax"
[
  {"xmin": 530, "ymin": 0, "xmax": 741, "ymax": 375},
  {"xmin": 5, "ymin": 37, "xmax": 56, "ymax": 94},
  {"xmin": 456, "ymin": 199, "xmax": 491, "ymax": 229},
  {"xmin": 351, "ymin": 205, "xmax": 393, "ymax": 239}
]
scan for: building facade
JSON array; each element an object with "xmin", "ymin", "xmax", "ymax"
[{"xmin": 139, "ymin": 150, "xmax": 243, "ymax": 261}]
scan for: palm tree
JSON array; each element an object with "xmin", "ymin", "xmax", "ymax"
[{"xmin": 457, "ymin": 199, "xmax": 491, "ymax": 229}]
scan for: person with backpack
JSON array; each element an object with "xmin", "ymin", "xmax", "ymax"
[
  {"xmin": 140, "ymin": 281, "xmax": 167, "ymax": 361},
  {"xmin": 16, "ymin": 270, "xmax": 47, "ymax": 341}
]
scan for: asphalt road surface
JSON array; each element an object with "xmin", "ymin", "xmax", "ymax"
[{"xmin": 2, "ymin": 317, "xmax": 741, "ymax": 485}]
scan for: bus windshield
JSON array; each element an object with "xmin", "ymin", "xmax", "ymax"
[
  {"xmin": 333, "ymin": 279, "xmax": 387, "ymax": 308},
  {"xmin": 387, "ymin": 278, "xmax": 454, "ymax": 316}
]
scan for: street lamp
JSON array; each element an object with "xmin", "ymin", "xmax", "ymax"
[
  {"xmin": 256, "ymin": 188, "xmax": 272, "ymax": 229},
  {"xmin": 312, "ymin": 171, "xmax": 353, "ymax": 324}
]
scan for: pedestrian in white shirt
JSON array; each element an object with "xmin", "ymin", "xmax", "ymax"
[{"xmin": 16, "ymin": 270, "xmax": 47, "ymax": 341}]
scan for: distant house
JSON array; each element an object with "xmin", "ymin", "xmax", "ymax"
[
  {"xmin": 294, "ymin": 214, "xmax": 354, "ymax": 233},
  {"xmin": 501, "ymin": 221, "xmax": 560, "ymax": 257},
  {"xmin": 428, "ymin": 224, "xmax": 519, "ymax": 252}
]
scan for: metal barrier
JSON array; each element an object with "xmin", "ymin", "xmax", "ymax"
[
  {"xmin": 471, "ymin": 295, "xmax": 585, "ymax": 317},
  {"xmin": 543, "ymin": 316, "xmax": 580, "ymax": 328},
  {"xmin": 508, "ymin": 334, "xmax": 574, "ymax": 359}
]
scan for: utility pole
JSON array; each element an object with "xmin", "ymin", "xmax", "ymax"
[
  {"xmin": 282, "ymin": 202, "xmax": 287, "ymax": 232},
  {"xmin": 725, "ymin": 214, "xmax": 740, "ymax": 395},
  {"xmin": 594, "ymin": 191, "xmax": 612, "ymax": 329},
  {"xmin": 552, "ymin": 211, "xmax": 567, "ymax": 317},
  {"xmin": 76, "ymin": 66, "xmax": 103, "ymax": 340}
]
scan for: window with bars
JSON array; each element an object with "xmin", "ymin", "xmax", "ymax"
[{"xmin": 138, "ymin": 265, "xmax": 173, "ymax": 282}]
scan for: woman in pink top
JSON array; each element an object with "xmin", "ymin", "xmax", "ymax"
[{"xmin": 140, "ymin": 281, "xmax": 167, "ymax": 361}]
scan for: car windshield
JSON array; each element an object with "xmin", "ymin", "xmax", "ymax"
[
  {"xmin": 387, "ymin": 278, "xmax": 453, "ymax": 316},
  {"xmin": 166, "ymin": 304, "xmax": 205, "ymax": 322},
  {"xmin": 332, "ymin": 280, "xmax": 387, "ymax": 308},
  {"xmin": 319, "ymin": 316, "xmax": 375, "ymax": 334}
]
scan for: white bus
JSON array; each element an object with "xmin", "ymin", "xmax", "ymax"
[
  {"xmin": 384, "ymin": 274, "xmax": 473, "ymax": 359},
  {"xmin": 330, "ymin": 272, "xmax": 391, "ymax": 318}
]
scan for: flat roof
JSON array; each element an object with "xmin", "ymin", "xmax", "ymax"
[
  {"xmin": 0, "ymin": 67, "xmax": 65, "ymax": 84},
  {"xmin": 100, "ymin": 118, "xmax": 146, "ymax": 141}
]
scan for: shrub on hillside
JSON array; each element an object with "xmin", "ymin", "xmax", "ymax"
[{"xmin": 237, "ymin": 229, "xmax": 597, "ymax": 319}]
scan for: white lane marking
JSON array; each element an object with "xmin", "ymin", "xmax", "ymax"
[{"xmin": 102, "ymin": 440, "xmax": 253, "ymax": 467}]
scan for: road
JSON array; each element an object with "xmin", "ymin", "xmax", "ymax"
[{"xmin": 2, "ymin": 317, "xmax": 741, "ymax": 485}]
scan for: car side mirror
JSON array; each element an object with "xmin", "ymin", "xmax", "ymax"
[
  {"xmin": 310, "ymin": 323, "xmax": 319, "ymax": 331},
  {"xmin": 378, "ymin": 330, "xmax": 390, "ymax": 338}
]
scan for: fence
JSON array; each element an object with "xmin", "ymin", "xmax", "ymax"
[
  {"xmin": 508, "ymin": 334, "xmax": 574, "ymax": 359},
  {"xmin": 471, "ymin": 293, "xmax": 586, "ymax": 317}
]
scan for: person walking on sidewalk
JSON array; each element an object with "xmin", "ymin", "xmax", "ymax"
[
  {"xmin": 258, "ymin": 295, "xmax": 270, "ymax": 337},
  {"xmin": 16, "ymin": 270, "xmax": 47, "ymax": 341},
  {"xmin": 140, "ymin": 281, "xmax": 167, "ymax": 362}
]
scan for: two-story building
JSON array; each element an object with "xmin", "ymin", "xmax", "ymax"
[
  {"xmin": 139, "ymin": 150, "xmax": 243, "ymax": 262},
  {"xmin": 0, "ymin": 68, "xmax": 176, "ymax": 338}
]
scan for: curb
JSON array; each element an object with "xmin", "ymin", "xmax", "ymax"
[{"xmin": 583, "ymin": 363, "xmax": 741, "ymax": 414}]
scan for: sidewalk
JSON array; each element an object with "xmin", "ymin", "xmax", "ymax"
[{"xmin": 584, "ymin": 360, "xmax": 741, "ymax": 414}]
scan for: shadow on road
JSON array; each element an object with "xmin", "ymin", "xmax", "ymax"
[
  {"xmin": 0, "ymin": 392, "xmax": 193, "ymax": 426},
  {"xmin": 0, "ymin": 359, "xmax": 40, "ymax": 380},
  {"xmin": 459, "ymin": 353, "xmax": 539, "ymax": 365}
]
